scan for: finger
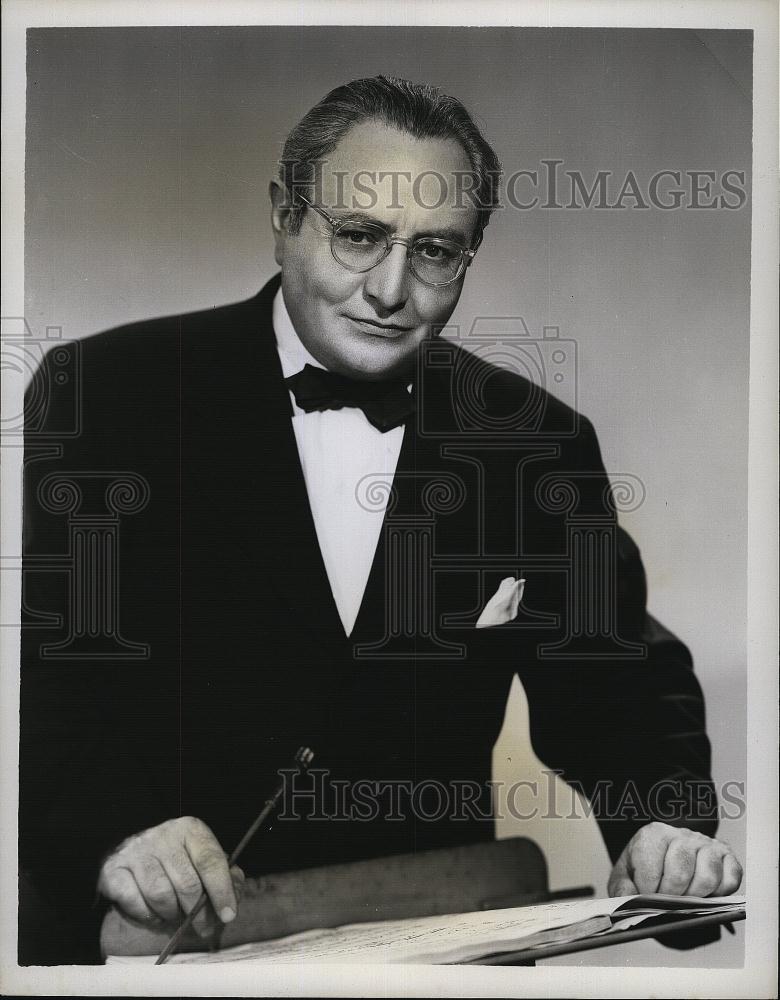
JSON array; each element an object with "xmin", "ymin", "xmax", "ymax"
[
  {"xmin": 630, "ymin": 825, "xmax": 675, "ymax": 894},
  {"xmin": 159, "ymin": 848, "xmax": 209, "ymax": 922},
  {"xmin": 159, "ymin": 849, "xmax": 206, "ymax": 912},
  {"xmin": 99, "ymin": 865, "xmax": 158, "ymax": 924},
  {"xmin": 184, "ymin": 826, "xmax": 237, "ymax": 923},
  {"xmin": 609, "ymin": 874, "xmax": 638, "ymax": 897},
  {"xmin": 131, "ymin": 855, "xmax": 181, "ymax": 922},
  {"xmin": 657, "ymin": 837, "xmax": 698, "ymax": 895},
  {"xmin": 191, "ymin": 902, "xmax": 219, "ymax": 939},
  {"xmin": 685, "ymin": 844, "xmax": 726, "ymax": 897},
  {"xmin": 607, "ymin": 852, "xmax": 638, "ymax": 897},
  {"xmin": 714, "ymin": 854, "xmax": 743, "ymax": 896}
]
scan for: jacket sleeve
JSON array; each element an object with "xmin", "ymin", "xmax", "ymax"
[
  {"xmin": 19, "ymin": 337, "xmax": 175, "ymax": 963},
  {"xmin": 573, "ymin": 416, "xmax": 719, "ymax": 864}
]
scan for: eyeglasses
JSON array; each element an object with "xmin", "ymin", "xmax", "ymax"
[{"xmin": 295, "ymin": 193, "xmax": 481, "ymax": 288}]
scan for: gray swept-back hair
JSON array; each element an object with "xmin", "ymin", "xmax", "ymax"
[{"xmin": 278, "ymin": 75, "xmax": 502, "ymax": 246}]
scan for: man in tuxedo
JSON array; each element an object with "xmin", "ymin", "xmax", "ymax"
[{"xmin": 19, "ymin": 76, "xmax": 741, "ymax": 964}]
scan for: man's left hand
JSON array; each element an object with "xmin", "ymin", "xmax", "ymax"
[{"xmin": 607, "ymin": 822, "xmax": 743, "ymax": 897}]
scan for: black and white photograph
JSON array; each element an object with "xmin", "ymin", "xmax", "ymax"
[{"xmin": 1, "ymin": 1, "xmax": 777, "ymax": 997}]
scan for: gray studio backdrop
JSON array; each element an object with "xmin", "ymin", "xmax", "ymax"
[{"xmin": 24, "ymin": 24, "xmax": 751, "ymax": 936}]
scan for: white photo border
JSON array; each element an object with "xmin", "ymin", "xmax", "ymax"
[{"xmin": 1, "ymin": 2, "xmax": 776, "ymax": 997}]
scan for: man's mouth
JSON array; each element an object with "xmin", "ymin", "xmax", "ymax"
[{"xmin": 343, "ymin": 315, "xmax": 414, "ymax": 337}]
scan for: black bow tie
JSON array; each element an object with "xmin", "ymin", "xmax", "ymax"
[{"xmin": 285, "ymin": 364, "xmax": 415, "ymax": 433}]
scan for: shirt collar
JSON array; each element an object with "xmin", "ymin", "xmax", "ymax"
[{"xmin": 272, "ymin": 286, "xmax": 328, "ymax": 379}]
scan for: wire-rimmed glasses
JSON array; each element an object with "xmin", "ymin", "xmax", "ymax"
[{"xmin": 295, "ymin": 192, "xmax": 480, "ymax": 287}]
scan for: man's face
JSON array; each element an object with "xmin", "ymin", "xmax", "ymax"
[{"xmin": 270, "ymin": 120, "xmax": 479, "ymax": 380}]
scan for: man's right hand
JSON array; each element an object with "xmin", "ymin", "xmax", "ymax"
[{"xmin": 97, "ymin": 817, "xmax": 244, "ymax": 937}]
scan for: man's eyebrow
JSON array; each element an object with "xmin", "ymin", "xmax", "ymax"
[
  {"xmin": 417, "ymin": 224, "xmax": 472, "ymax": 244},
  {"xmin": 328, "ymin": 210, "xmax": 471, "ymax": 245}
]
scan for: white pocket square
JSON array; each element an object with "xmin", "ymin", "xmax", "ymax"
[{"xmin": 475, "ymin": 576, "xmax": 525, "ymax": 629}]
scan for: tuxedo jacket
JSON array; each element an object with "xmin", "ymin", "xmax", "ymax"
[{"xmin": 19, "ymin": 273, "xmax": 717, "ymax": 961}]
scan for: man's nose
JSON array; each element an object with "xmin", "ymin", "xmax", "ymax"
[{"xmin": 363, "ymin": 243, "xmax": 411, "ymax": 314}]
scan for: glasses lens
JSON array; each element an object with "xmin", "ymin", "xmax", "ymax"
[
  {"xmin": 410, "ymin": 240, "xmax": 464, "ymax": 285},
  {"xmin": 331, "ymin": 223, "xmax": 388, "ymax": 271}
]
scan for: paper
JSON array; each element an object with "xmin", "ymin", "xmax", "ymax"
[{"xmin": 106, "ymin": 894, "xmax": 744, "ymax": 966}]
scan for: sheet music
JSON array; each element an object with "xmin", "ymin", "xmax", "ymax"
[{"xmin": 106, "ymin": 894, "xmax": 744, "ymax": 966}]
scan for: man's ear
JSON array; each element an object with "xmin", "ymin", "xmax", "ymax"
[{"xmin": 269, "ymin": 179, "xmax": 294, "ymax": 267}]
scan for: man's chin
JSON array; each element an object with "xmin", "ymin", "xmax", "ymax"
[
  {"xmin": 327, "ymin": 344, "xmax": 417, "ymax": 382},
  {"xmin": 333, "ymin": 354, "xmax": 416, "ymax": 381}
]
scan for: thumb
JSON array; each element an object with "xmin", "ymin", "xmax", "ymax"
[{"xmin": 608, "ymin": 852, "xmax": 638, "ymax": 897}]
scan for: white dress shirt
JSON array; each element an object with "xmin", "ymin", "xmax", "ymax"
[{"xmin": 272, "ymin": 288, "xmax": 406, "ymax": 637}]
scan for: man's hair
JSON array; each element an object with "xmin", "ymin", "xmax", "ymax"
[{"xmin": 279, "ymin": 75, "xmax": 502, "ymax": 245}]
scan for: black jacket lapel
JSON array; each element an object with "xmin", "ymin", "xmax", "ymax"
[{"xmin": 229, "ymin": 275, "xmax": 345, "ymax": 633}]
